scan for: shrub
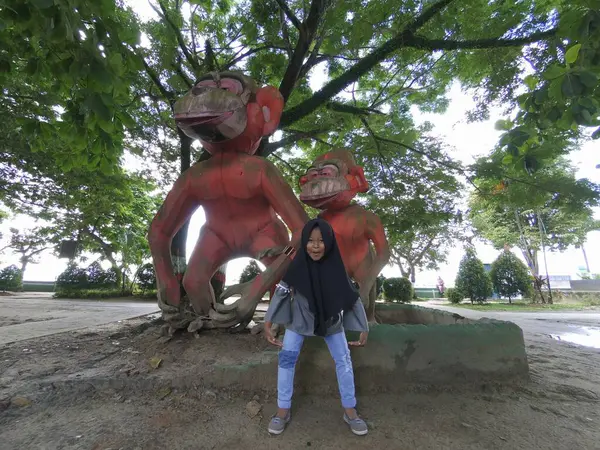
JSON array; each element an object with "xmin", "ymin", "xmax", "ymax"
[
  {"xmin": 56, "ymin": 263, "xmax": 89, "ymax": 291},
  {"xmin": 0, "ymin": 265, "xmax": 23, "ymax": 291},
  {"xmin": 239, "ymin": 260, "xmax": 262, "ymax": 284},
  {"xmin": 86, "ymin": 262, "xmax": 118, "ymax": 289},
  {"xmin": 383, "ymin": 277, "xmax": 413, "ymax": 303},
  {"xmin": 490, "ymin": 250, "xmax": 532, "ymax": 303},
  {"xmin": 137, "ymin": 263, "xmax": 157, "ymax": 292},
  {"xmin": 54, "ymin": 288, "xmax": 133, "ymax": 299},
  {"xmin": 376, "ymin": 275, "xmax": 385, "ymax": 298},
  {"xmin": 446, "ymin": 287, "xmax": 463, "ymax": 304},
  {"xmin": 455, "ymin": 248, "xmax": 493, "ymax": 304}
]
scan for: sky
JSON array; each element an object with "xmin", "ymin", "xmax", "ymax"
[{"xmin": 1, "ymin": 1, "xmax": 599, "ymax": 287}]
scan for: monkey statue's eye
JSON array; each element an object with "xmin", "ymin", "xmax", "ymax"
[
  {"xmin": 195, "ymin": 78, "xmax": 243, "ymax": 94},
  {"xmin": 306, "ymin": 169, "xmax": 319, "ymax": 180},
  {"xmin": 320, "ymin": 164, "xmax": 338, "ymax": 177}
]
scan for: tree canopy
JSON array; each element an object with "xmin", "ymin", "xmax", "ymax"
[{"xmin": 2, "ymin": 0, "xmax": 599, "ymax": 282}]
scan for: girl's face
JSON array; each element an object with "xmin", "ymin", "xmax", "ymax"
[{"xmin": 307, "ymin": 227, "xmax": 325, "ymax": 261}]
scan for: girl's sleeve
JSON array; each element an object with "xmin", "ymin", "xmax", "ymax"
[
  {"xmin": 264, "ymin": 281, "xmax": 293, "ymax": 325},
  {"xmin": 343, "ymin": 298, "xmax": 369, "ymax": 332}
]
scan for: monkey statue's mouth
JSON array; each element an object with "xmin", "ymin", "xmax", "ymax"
[
  {"xmin": 174, "ymin": 110, "xmax": 234, "ymax": 127},
  {"xmin": 300, "ymin": 178, "xmax": 350, "ymax": 207}
]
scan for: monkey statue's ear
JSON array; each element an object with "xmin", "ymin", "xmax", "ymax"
[
  {"xmin": 348, "ymin": 165, "xmax": 369, "ymax": 193},
  {"xmin": 255, "ymin": 86, "xmax": 284, "ymax": 136}
]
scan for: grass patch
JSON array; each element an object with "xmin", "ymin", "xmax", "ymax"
[
  {"xmin": 54, "ymin": 288, "xmax": 157, "ymax": 300},
  {"xmin": 448, "ymin": 301, "xmax": 598, "ymax": 312}
]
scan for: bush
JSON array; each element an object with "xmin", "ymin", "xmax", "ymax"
[
  {"xmin": 239, "ymin": 260, "xmax": 262, "ymax": 284},
  {"xmin": 0, "ymin": 265, "xmax": 23, "ymax": 291},
  {"xmin": 54, "ymin": 288, "xmax": 133, "ymax": 299},
  {"xmin": 376, "ymin": 275, "xmax": 385, "ymax": 298},
  {"xmin": 455, "ymin": 248, "xmax": 493, "ymax": 304},
  {"xmin": 490, "ymin": 250, "xmax": 532, "ymax": 303},
  {"xmin": 383, "ymin": 277, "xmax": 413, "ymax": 303},
  {"xmin": 56, "ymin": 263, "xmax": 89, "ymax": 291},
  {"xmin": 446, "ymin": 287, "xmax": 463, "ymax": 304},
  {"xmin": 86, "ymin": 262, "xmax": 119, "ymax": 289},
  {"xmin": 137, "ymin": 263, "xmax": 157, "ymax": 292}
]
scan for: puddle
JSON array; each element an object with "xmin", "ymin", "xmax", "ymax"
[{"xmin": 550, "ymin": 327, "xmax": 600, "ymax": 349}]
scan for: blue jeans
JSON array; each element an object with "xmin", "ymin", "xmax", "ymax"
[{"xmin": 277, "ymin": 329, "xmax": 356, "ymax": 409}]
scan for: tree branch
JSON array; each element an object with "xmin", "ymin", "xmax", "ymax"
[
  {"xmin": 272, "ymin": 153, "xmax": 302, "ymax": 176},
  {"xmin": 278, "ymin": 0, "xmax": 330, "ymax": 103},
  {"xmin": 274, "ymin": 0, "xmax": 302, "ymax": 31},
  {"xmin": 154, "ymin": 1, "xmax": 201, "ymax": 74},
  {"xmin": 279, "ymin": 0, "xmax": 557, "ymax": 128},
  {"xmin": 263, "ymin": 128, "xmax": 330, "ymax": 154},
  {"xmin": 326, "ymin": 101, "xmax": 384, "ymax": 115},
  {"xmin": 407, "ymin": 29, "xmax": 558, "ymax": 51},
  {"xmin": 139, "ymin": 54, "xmax": 175, "ymax": 105},
  {"xmin": 222, "ymin": 45, "xmax": 286, "ymax": 70}
]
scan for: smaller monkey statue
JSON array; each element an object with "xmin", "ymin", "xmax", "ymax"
[{"xmin": 298, "ymin": 149, "xmax": 390, "ymax": 321}]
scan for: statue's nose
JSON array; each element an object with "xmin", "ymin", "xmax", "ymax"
[{"xmin": 192, "ymin": 85, "xmax": 213, "ymax": 96}]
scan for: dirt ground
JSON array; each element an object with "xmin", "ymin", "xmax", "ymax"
[{"xmin": 1, "ymin": 315, "xmax": 599, "ymax": 450}]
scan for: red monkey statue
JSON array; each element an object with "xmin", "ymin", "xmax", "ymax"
[
  {"xmin": 148, "ymin": 71, "xmax": 308, "ymax": 330},
  {"xmin": 299, "ymin": 149, "xmax": 390, "ymax": 321}
]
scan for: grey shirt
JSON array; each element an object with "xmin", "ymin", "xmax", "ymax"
[{"xmin": 264, "ymin": 281, "xmax": 369, "ymax": 337}]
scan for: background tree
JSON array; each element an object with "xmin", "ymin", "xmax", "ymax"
[
  {"xmin": 382, "ymin": 277, "xmax": 413, "ymax": 303},
  {"xmin": 455, "ymin": 247, "xmax": 492, "ymax": 304},
  {"xmin": 470, "ymin": 157, "xmax": 600, "ymax": 302},
  {"xmin": 490, "ymin": 250, "xmax": 533, "ymax": 303},
  {"xmin": 0, "ymin": 227, "xmax": 51, "ymax": 276},
  {"xmin": 137, "ymin": 263, "xmax": 158, "ymax": 293},
  {"xmin": 239, "ymin": 260, "xmax": 263, "ymax": 284},
  {"xmin": 4, "ymin": 0, "xmax": 599, "ymax": 295},
  {"xmin": 0, "ymin": 265, "xmax": 23, "ymax": 292}
]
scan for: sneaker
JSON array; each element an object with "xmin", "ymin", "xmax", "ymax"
[
  {"xmin": 268, "ymin": 411, "xmax": 291, "ymax": 435},
  {"xmin": 343, "ymin": 413, "xmax": 368, "ymax": 436}
]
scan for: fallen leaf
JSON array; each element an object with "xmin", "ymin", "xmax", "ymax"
[
  {"xmin": 149, "ymin": 357, "xmax": 162, "ymax": 369},
  {"xmin": 11, "ymin": 396, "xmax": 32, "ymax": 407},
  {"xmin": 157, "ymin": 387, "xmax": 172, "ymax": 399}
]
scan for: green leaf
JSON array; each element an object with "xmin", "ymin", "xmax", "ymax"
[
  {"xmin": 561, "ymin": 73, "xmax": 583, "ymax": 98},
  {"xmin": 30, "ymin": 0, "xmax": 54, "ymax": 9},
  {"xmin": 543, "ymin": 64, "xmax": 567, "ymax": 80},
  {"xmin": 549, "ymin": 78, "xmax": 563, "ymax": 101},
  {"xmin": 578, "ymin": 71, "xmax": 598, "ymax": 89},
  {"xmin": 523, "ymin": 75, "xmax": 537, "ymax": 90},
  {"xmin": 87, "ymin": 95, "xmax": 112, "ymax": 122},
  {"xmin": 565, "ymin": 44, "xmax": 582, "ymax": 65},
  {"xmin": 494, "ymin": 119, "xmax": 512, "ymax": 131}
]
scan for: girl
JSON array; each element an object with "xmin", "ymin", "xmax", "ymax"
[{"xmin": 263, "ymin": 218, "xmax": 369, "ymax": 436}]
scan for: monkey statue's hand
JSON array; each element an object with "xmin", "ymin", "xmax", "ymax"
[
  {"xmin": 358, "ymin": 285, "xmax": 370, "ymax": 306},
  {"xmin": 256, "ymin": 245, "xmax": 286, "ymax": 260},
  {"xmin": 157, "ymin": 277, "xmax": 181, "ymax": 312},
  {"xmin": 213, "ymin": 280, "xmax": 254, "ymax": 313}
]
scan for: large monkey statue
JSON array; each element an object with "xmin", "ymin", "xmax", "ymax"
[
  {"xmin": 148, "ymin": 71, "xmax": 308, "ymax": 331},
  {"xmin": 299, "ymin": 149, "xmax": 390, "ymax": 321}
]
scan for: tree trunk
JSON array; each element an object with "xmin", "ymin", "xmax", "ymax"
[
  {"xmin": 520, "ymin": 247, "xmax": 546, "ymax": 304},
  {"xmin": 508, "ymin": 296, "xmax": 512, "ymax": 304},
  {"xmin": 409, "ymin": 265, "xmax": 416, "ymax": 283},
  {"xmin": 20, "ymin": 259, "xmax": 28, "ymax": 277},
  {"xmin": 171, "ymin": 129, "xmax": 193, "ymax": 283},
  {"xmin": 582, "ymin": 244, "xmax": 590, "ymax": 273}
]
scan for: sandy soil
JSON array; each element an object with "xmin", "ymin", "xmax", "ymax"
[{"xmin": 0, "ymin": 315, "xmax": 599, "ymax": 450}]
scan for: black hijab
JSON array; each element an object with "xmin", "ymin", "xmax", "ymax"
[{"xmin": 282, "ymin": 218, "xmax": 359, "ymax": 336}]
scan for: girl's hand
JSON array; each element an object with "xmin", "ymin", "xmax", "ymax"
[
  {"xmin": 348, "ymin": 331, "xmax": 368, "ymax": 347},
  {"xmin": 264, "ymin": 321, "xmax": 283, "ymax": 347}
]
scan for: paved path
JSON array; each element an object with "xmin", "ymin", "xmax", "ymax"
[
  {"xmin": 420, "ymin": 302, "xmax": 600, "ymax": 349},
  {"xmin": 0, "ymin": 293, "xmax": 159, "ymax": 346}
]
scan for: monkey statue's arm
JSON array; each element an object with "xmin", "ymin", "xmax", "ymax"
[
  {"xmin": 360, "ymin": 211, "xmax": 391, "ymax": 298},
  {"xmin": 148, "ymin": 166, "xmax": 202, "ymax": 307},
  {"xmin": 262, "ymin": 159, "xmax": 309, "ymax": 241}
]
